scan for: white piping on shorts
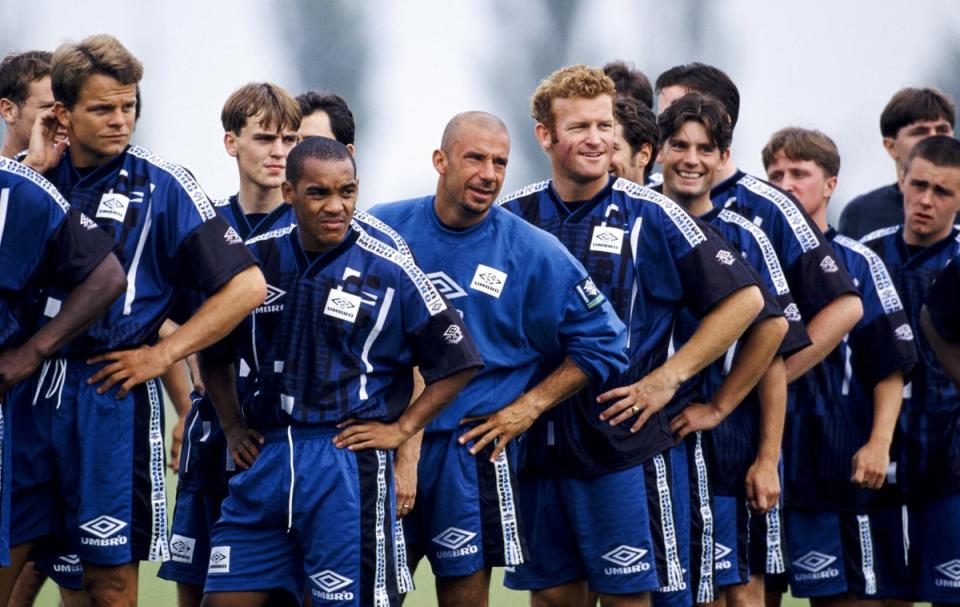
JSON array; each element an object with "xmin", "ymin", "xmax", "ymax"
[
  {"xmin": 493, "ymin": 446, "xmax": 524, "ymax": 565},
  {"xmin": 287, "ymin": 426, "xmax": 295, "ymax": 533},
  {"xmin": 857, "ymin": 514, "xmax": 877, "ymax": 595}
]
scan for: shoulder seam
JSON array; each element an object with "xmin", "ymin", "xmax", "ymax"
[
  {"xmin": 496, "ymin": 180, "xmax": 550, "ymax": 205},
  {"xmin": 0, "ymin": 157, "xmax": 70, "ymax": 214},
  {"xmin": 126, "ymin": 146, "xmax": 216, "ymax": 221},
  {"xmin": 613, "ymin": 178, "xmax": 706, "ymax": 246},
  {"xmin": 859, "ymin": 225, "xmax": 900, "ymax": 243},
  {"xmin": 833, "ymin": 234, "xmax": 903, "ymax": 314},
  {"xmin": 717, "ymin": 209, "xmax": 790, "ymax": 295},
  {"xmin": 245, "ymin": 224, "xmax": 295, "ymax": 244},
  {"xmin": 737, "ymin": 174, "xmax": 821, "ymax": 252}
]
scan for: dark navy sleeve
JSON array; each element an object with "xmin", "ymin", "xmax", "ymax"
[
  {"xmin": 927, "ymin": 256, "xmax": 960, "ymax": 342},
  {"xmin": 37, "ymin": 208, "xmax": 116, "ymax": 290},
  {"xmin": 399, "ymin": 261, "xmax": 483, "ymax": 384},
  {"xmin": 784, "ymin": 242, "xmax": 859, "ymax": 321}
]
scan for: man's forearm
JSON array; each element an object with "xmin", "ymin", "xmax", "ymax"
[
  {"xmin": 868, "ymin": 370, "xmax": 904, "ymax": 448},
  {"xmin": 397, "ymin": 367, "xmax": 478, "ymax": 437},
  {"xmin": 153, "ymin": 266, "xmax": 265, "ymax": 369},
  {"xmin": 197, "ymin": 353, "xmax": 243, "ymax": 430},
  {"xmin": 520, "ymin": 356, "xmax": 590, "ymax": 418},
  {"xmin": 755, "ymin": 356, "xmax": 787, "ymax": 464},
  {"xmin": 711, "ymin": 316, "xmax": 787, "ymax": 418},
  {"xmin": 785, "ymin": 294, "xmax": 862, "ymax": 384}
]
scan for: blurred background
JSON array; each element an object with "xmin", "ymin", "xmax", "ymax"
[{"xmin": 2, "ymin": 1, "xmax": 960, "ymax": 224}]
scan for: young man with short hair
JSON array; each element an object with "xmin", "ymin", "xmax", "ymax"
[
  {"xmin": 157, "ymin": 81, "xmax": 302, "ymax": 607},
  {"xmin": 610, "ymin": 96, "xmax": 659, "ymax": 186},
  {"xmin": 862, "ymin": 135, "xmax": 960, "ymax": 606},
  {"xmin": 764, "ymin": 127, "xmax": 917, "ymax": 605},
  {"xmin": 370, "ymin": 111, "xmax": 630, "ymax": 606},
  {"xmin": 497, "ymin": 64, "xmax": 764, "ymax": 607},
  {"xmin": 838, "ymin": 87, "xmax": 955, "ymax": 239},
  {"xmin": 0, "ymin": 51, "xmax": 54, "ymax": 159},
  {"xmin": 0, "ymin": 34, "xmax": 267, "ymax": 607},
  {"xmin": 296, "ymin": 90, "xmax": 356, "ymax": 154},
  {"xmin": 201, "ymin": 136, "xmax": 482, "ymax": 606}
]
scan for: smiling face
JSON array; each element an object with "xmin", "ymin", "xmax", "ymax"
[
  {"xmin": 537, "ymin": 94, "xmax": 615, "ymax": 190},
  {"xmin": 226, "ymin": 112, "xmax": 299, "ymax": 190},
  {"xmin": 56, "ymin": 72, "xmax": 137, "ymax": 167},
  {"xmin": 283, "ymin": 157, "xmax": 358, "ymax": 252},
  {"xmin": 901, "ymin": 156, "xmax": 960, "ymax": 247},
  {"xmin": 661, "ymin": 119, "xmax": 729, "ymax": 211}
]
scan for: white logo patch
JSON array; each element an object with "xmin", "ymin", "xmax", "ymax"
[
  {"xmin": 169, "ymin": 534, "xmax": 196, "ymax": 564},
  {"xmin": 716, "ymin": 250, "xmax": 736, "ymax": 266},
  {"xmin": 311, "ymin": 570, "xmax": 353, "ymax": 592},
  {"xmin": 783, "ymin": 303, "xmax": 802, "ymax": 322},
  {"xmin": 590, "ymin": 225, "xmax": 624, "ymax": 254},
  {"xmin": 470, "ymin": 264, "xmax": 507, "ymax": 298},
  {"xmin": 601, "ymin": 545, "xmax": 648, "ymax": 567},
  {"xmin": 323, "ymin": 288, "xmax": 361, "ymax": 323},
  {"xmin": 793, "ymin": 551, "xmax": 837, "ymax": 573},
  {"xmin": 95, "ymin": 192, "xmax": 130, "ymax": 223},
  {"xmin": 428, "ymin": 272, "xmax": 468, "ymax": 299},
  {"xmin": 894, "ymin": 324, "xmax": 914, "ymax": 341},
  {"xmin": 935, "ymin": 559, "xmax": 960, "ymax": 581},
  {"xmin": 208, "ymin": 546, "xmax": 231, "ymax": 573},
  {"xmin": 442, "ymin": 325, "xmax": 463, "ymax": 344},
  {"xmin": 433, "ymin": 527, "xmax": 477, "ymax": 550},
  {"xmin": 79, "ymin": 515, "xmax": 127, "ymax": 539},
  {"xmin": 224, "ymin": 226, "xmax": 242, "ymax": 245},
  {"xmin": 820, "ymin": 256, "xmax": 839, "ymax": 274},
  {"xmin": 575, "ymin": 276, "xmax": 606, "ymax": 310}
]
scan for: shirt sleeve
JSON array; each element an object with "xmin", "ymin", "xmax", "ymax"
[
  {"xmin": 783, "ymin": 243, "xmax": 860, "ymax": 321},
  {"xmin": 38, "ymin": 208, "xmax": 116, "ymax": 290},
  {"xmin": 927, "ymin": 257, "xmax": 960, "ymax": 342}
]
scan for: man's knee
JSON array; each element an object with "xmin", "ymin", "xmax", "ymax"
[
  {"xmin": 436, "ymin": 569, "xmax": 491, "ymax": 607},
  {"xmin": 531, "ymin": 581, "xmax": 589, "ymax": 607},
  {"xmin": 82, "ymin": 562, "xmax": 137, "ymax": 606}
]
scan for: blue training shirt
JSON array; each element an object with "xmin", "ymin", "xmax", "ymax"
[
  {"xmin": 925, "ymin": 251, "xmax": 960, "ymax": 343},
  {"xmin": 500, "ymin": 176, "xmax": 759, "ymax": 476},
  {"xmin": 369, "ymin": 196, "xmax": 629, "ymax": 433}
]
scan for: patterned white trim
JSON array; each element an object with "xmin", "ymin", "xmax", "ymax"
[
  {"xmin": 213, "ymin": 196, "xmax": 230, "ymax": 207},
  {"xmin": 353, "ymin": 209, "xmax": 413, "ymax": 257},
  {"xmin": 834, "ymin": 234, "xmax": 903, "ymax": 314},
  {"xmin": 359, "ymin": 287, "xmax": 395, "ymax": 401},
  {"xmin": 394, "ymin": 519, "xmax": 415, "ymax": 594},
  {"xmin": 492, "ymin": 448, "xmax": 524, "ymax": 565},
  {"xmin": 718, "ymin": 209, "xmax": 790, "ymax": 295},
  {"xmin": 859, "ymin": 225, "xmax": 900, "ymax": 244},
  {"xmin": 126, "ymin": 146, "xmax": 216, "ymax": 220},
  {"xmin": 614, "ymin": 178, "xmax": 706, "ymax": 247},
  {"xmin": 857, "ymin": 514, "xmax": 877, "ymax": 595},
  {"xmin": 146, "ymin": 379, "xmax": 170, "ymax": 562},
  {"xmin": 245, "ymin": 224, "xmax": 295, "ymax": 245},
  {"xmin": 765, "ymin": 505, "xmax": 785, "ymax": 574},
  {"xmin": 653, "ymin": 454, "xmax": 685, "ymax": 591},
  {"xmin": 737, "ymin": 175, "xmax": 820, "ymax": 252},
  {"xmin": 693, "ymin": 433, "xmax": 716, "ymax": 603},
  {"xmin": 0, "ymin": 156, "xmax": 70, "ymax": 213},
  {"xmin": 373, "ymin": 450, "xmax": 390, "ymax": 607},
  {"xmin": 496, "ymin": 180, "xmax": 550, "ymax": 205}
]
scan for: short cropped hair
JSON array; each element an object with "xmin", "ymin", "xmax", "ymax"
[
  {"xmin": 221, "ymin": 82, "xmax": 301, "ymax": 135},
  {"xmin": 0, "ymin": 50, "xmax": 52, "ymax": 105},
  {"xmin": 656, "ymin": 63, "xmax": 740, "ymax": 129},
  {"xmin": 286, "ymin": 136, "xmax": 356, "ymax": 185},
  {"xmin": 296, "ymin": 91, "xmax": 356, "ymax": 146},
  {"xmin": 880, "ymin": 87, "xmax": 955, "ymax": 138},
  {"xmin": 762, "ymin": 127, "xmax": 841, "ymax": 178},
  {"xmin": 615, "ymin": 97, "xmax": 659, "ymax": 180},
  {"xmin": 51, "ymin": 35, "xmax": 142, "ymax": 109},
  {"xmin": 603, "ymin": 60, "xmax": 653, "ymax": 109},
  {"xmin": 657, "ymin": 93, "xmax": 732, "ymax": 151},
  {"xmin": 903, "ymin": 135, "xmax": 960, "ymax": 175},
  {"xmin": 530, "ymin": 64, "xmax": 616, "ymax": 134}
]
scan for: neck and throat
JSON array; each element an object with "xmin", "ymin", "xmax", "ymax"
[{"xmin": 237, "ymin": 178, "xmax": 284, "ymax": 216}]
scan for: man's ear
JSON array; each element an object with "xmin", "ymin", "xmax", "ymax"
[
  {"xmin": 534, "ymin": 123, "xmax": 553, "ymax": 152},
  {"xmin": 52, "ymin": 100, "xmax": 70, "ymax": 129},
  {"xmin": 0, "ymin": 98, "xmax": 17, "ymax": 125},
  {"xmin": 823, "ymin": 175, "xmax": 838, "ymax": 199},
  {"xmin": 347, "ymin": 143, "xmax": 356, "ymax": 157},
  {"xmin": 223, "ymin": 132, "xmax": 238, "ymax": 157},
  {"xmin": 432, "ymin": 148, "xmax": 446, "ymax": 176},
  {"xmin": 633, "ymin": 143, "xmax": 653, "ymax": 173},
  {"xmin": 882, "ymin": 136, "xmax": 897, "ymax": 161},
  {"xmin": 281, "ymin": 180, "xmax": 294, "ymax": 203}
]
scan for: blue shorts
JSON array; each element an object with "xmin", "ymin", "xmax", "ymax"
[
  {"xmin": 34, "ymin": 554, "xmax": 84, "ymax": 591},
  {"xmin": 402, "ymin": 428, "xmax": 526, "ymax": 578},
  {"xmin": 158, "ymin": 393, "xmax": 232, "ymax": 587},
  {"xmin": 204, "ymin": 426, "xmax": 411, "ymax": 605},
  {"xmin": 749, "ymin": 503, "xmax": 786, "ymax": 577},
  {"xmin": 909, "ymin": 492, "xmax": 960, "ymax": 603},
  {"xmin": 505, "ymin": 452, "xmax": 684, "ymax": 596},
  {"xmin": 10, "ymin": 360, "xmax": 168, "ymax": 565},
  {"xmin": 713, "ymin": 495, "xmax": 750, "ymax": 588},
  {"xmin": 1, "ymin": 398, "xmax": 10, "ymax": 566},
  {"xmin": 784, "ymin": 509, "xmax": 879, "ymax": 598},
  {"xmin": 868, "ymin": 502, "xmax": 911, "ymax": 599}
]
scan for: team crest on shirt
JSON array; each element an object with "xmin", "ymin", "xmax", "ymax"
[
  {"xmin": 894, "ymin": 324, "xmax": 914, "ymax": 341},
  {"xmin": 310, "ymin": 570, "xmax": 355, "ymax": 601},
  {"xmin": 590, "ymin": 225, "xmax": 624, "ymax": 254},
  {"xmin": 470, "ymin": 264, "xmax": 507, "ymax": 298},
  {"xmin": 442, "ymin": 325, "xmax": 463, "ymax": 344},
  {"xmin": 324, "ymin": 287, "xmax": 361, "ymax": 323},
  {"xmin": 715, "ymin": 250, "xmax": 736, "ymax": 266},
  {"xmin": 223, "ymin": 226, "xmax": 242, "ymax": 245},
  {"xmin": 95, "ymin": 191, "xmax": 130, "ymax": 222},
  {"xmin": 819, "ymin": 256, "xmax": 839, "ymax": 274},
  {"xmin": 575, "ymin": 277, "xmax": 606, "ymax": 310}
]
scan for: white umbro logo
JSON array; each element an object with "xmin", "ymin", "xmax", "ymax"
[
  {"xmin": 935, "ymin": 559, "xmax": 960, "ymax": 581},
  {"xmin": 208, "ymin": 546, "xmax": 231, "ymax": 573},
  {"xmin": 442, "ymin": 325, "xmax": 463, "ymax": 344},
  {"xmin": 894, "ymin": 324, "xmax": 914, "ymax": 341},
  {"xmin": 470, "ymin": 264, "xmax": 508, "ymax": 298},
  {"xmin": 793, "ymin": 551, "xmax": 837, "ymax": 573},
  {"xmin": 715, "ymin": 543, "xmax": 732, "ymax": 560},
  {"xmin": 223, "ymin": 226, "xmax": 242, "ymax": 245},
  {"xmin": 433, "ymin": 527, "xmax": 476, "ymax": 549},
  {"xmin": 820, "ymin": 256, "xmax": 839, "ymax": 274},
  {"xmin": 79, "ymin": 516, "xmax": 127, "ymax": 539},
  {"xmin": 263, "ymin": 284, "xmax": 286, "ymax": 306},
  {"xmin": 59, "ymin": 554, "xmax": 81, "ymax": 565},
  {"xmin": 601, "ymin": 545, "xmax": 648, "ymax": 567},
  {"xmin": 79, "ymin": 213, "xmax": 98, "ymax": 230},
  {"xmin": 783, "ymin": 303, "xmax": 801, "ymax": 322},
  {"xmin": 715, "ymin": 250, "xmax": 736, "ymax": 266},
  {"xmin": 428, "ymin": 272, "xmax": 468, "ymax": 299},
  {"xmin": 311, "ymin": 570, "xmax": 353, "ymax": 592},
  {"xmin": 170, "ymin": 534, "xmax": 196, "ymax": 564}
]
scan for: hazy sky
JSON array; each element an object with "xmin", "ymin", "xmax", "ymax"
[{"xmin": 2, "ymin": 0, "xmax": 957, "ymax": 223}]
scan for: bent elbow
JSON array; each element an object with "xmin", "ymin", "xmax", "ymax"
[{"xmin": 241, "ymin": 266, "xmax": 268, "ymax": 311}]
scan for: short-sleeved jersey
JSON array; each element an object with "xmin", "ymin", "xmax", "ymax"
[
  {"xmin": 926, "ymin": 252, "xmax": 960, "ymax": 343},
  {"xmin": 500, "ymin": 176, "xmax": 759, "ymax": 476},
  {"xmin": 837, "ymin": 183, "xmax": 903, "ymax": 240},
  {"xmin": 369, "ymin": 196, "xmax": 629, "ymax": 433},
  {"xmin": 35, "ymin": 146, "xmax": 257, "ymax": 355},
  {"xmin": 785, "ymin": 229, "xmax": 917, "ymax": 511},
  {"xmin": 671, "ymin": 206, "xmax": 812, "ymax": 495},
  {"xmin": 711, "ymin": 170, "xmax": 858, "ymax": 320},
  {"xmin": 243, "ymin": 222, "xmax": 482, "ymax": 429},
  {"xmin": 0, "ymin": 158, "xmax": 114, "ymax": 349},
  {"xmin": 863, "ymin": 225, "xmax": 960, "ymax": 499}
]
